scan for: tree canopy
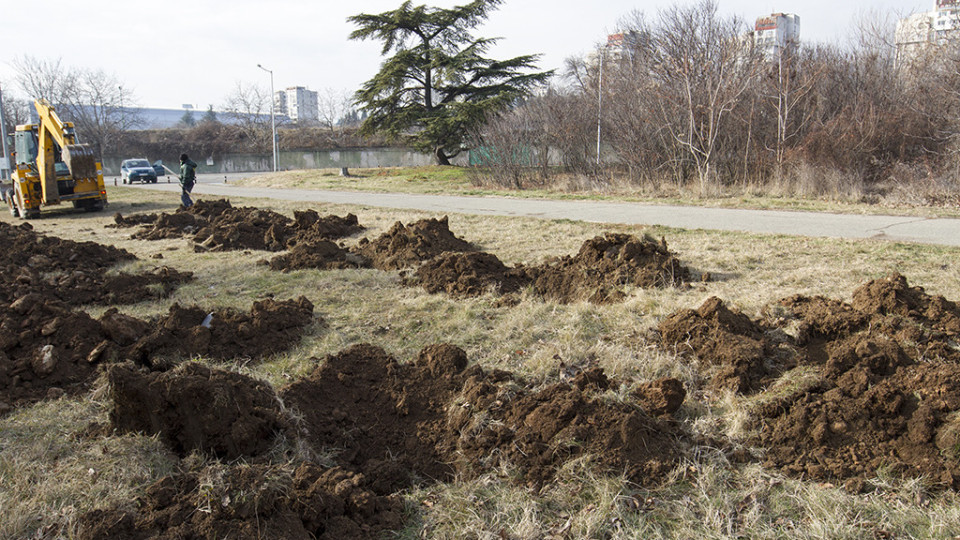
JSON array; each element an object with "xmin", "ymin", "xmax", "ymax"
[{"xmin": 348, "ymin": 0, "xmax": 552, "ymax": 165}]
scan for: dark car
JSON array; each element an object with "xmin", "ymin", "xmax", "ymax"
[
  {"xmin": 152, "ymin": 160, "xmax": 167, "ymax": 178},
  {"xmin": 120, "ymin": 158, "xmax": 158, "ymax": 184}
]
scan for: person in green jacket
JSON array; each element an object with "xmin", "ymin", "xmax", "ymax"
[{"xmin": 179, "ymin": 153, "xmax": 197, "ymax": 208}]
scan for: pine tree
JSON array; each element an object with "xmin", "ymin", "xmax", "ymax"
[{"xmin": 349, "ymin": 0, "xmax": 551, "ymax": 165}]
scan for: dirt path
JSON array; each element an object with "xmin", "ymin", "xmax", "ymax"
[{"xmin": 130, "ymin": 180, "xmax": 960, "ymax": 247}]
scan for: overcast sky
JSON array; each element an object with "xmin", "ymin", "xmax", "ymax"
[{"xmin": 0, "ymin": 0, "xmax": 930, "ymax": 110}]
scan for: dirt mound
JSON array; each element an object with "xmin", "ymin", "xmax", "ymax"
[
  {"xmin": 658, "ymin": 297, "xmax": 791, "ymax": 393},
  {"xmin": 528, "ymin": 233, "xmax": 691, "ymax": 304},
  {"xmin": 281, "ymin": 343, "xmax": 686, "ymax": 493},
  {"xmin": 127, "ymin": 296, "xmax": 317, "ymax": 366},
  {"xmin": 106, "ymin": 362, "xmax": 289, "ymax": 459},
  {"xmin": 266, "ymin": 241, "xmax": 370, "ymax": 272},
  {"xmin": 192, "ymin": 207, "xmax": 295, "ymax": 252},
  {"xmin": 110, "ymin": 212, "xmax": 158, "ymax": 228},
  {"xmin": 754, "ymin": 274, "xmax": 960, "ymax": 489},
  {"xmin": 851, "ymin": 273, "xmax": 960, "ymax": 336},
  {"xmin": 121, "ymin": 200, "xmax": 365, "ymax": 254},
  {"xmin": 288, "ymin": 210, "xmax": 364, "ymax": 246},
  {"xmin": 75, "ymin": 462, "xmax": 403, "ymax": 540},
  {"xmin": 445, "ymin": 367, "xmax": 684, "ymax": 488},
  {"xmin": 280, "ymin": 344, "xmax": 465, "ymax": 493},
  {"xmin": 407, "ymin": 232, "xmax": 691, "ymax": 304},
  {"xmin": 0, "ymin": 297, "xmax": 112, "ymax": 408},
  {"xmin": 411, "ymin": 251, "xmax": 529, "ymax": 297},
  {"xmin": 0, "ymin": 296, "xmax": 314, "ymax": 412},
  {"xmin": 0, "ymin": 222, "xmax": 188, "ymax": 308},
  {"xmin": 354, "ymin": 216, "xmax": 476, "ymax": 271}
]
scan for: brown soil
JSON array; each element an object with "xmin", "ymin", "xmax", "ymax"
[
  {"xmin": 0, "ymin": 296, "xmax": 315, "ymax": 413},
  {"xmin": 528, "ymin": 233, "xmax": 691, "ymax": 304},
  {"xmin": 0, "ymin": 221, "xmax": 191, "ymax": 307},
  {"xmin": 445, "ymin": 366, "xmax": 684, "ymax": 488},
  {"xmin": 0, "ymin": 297, "xmax": 112, "ymax": 408},
  {"xmin": 657, "ymin": 296, "xmax": 794, "ymax": 394},
  {"xmin": 280, "ymin": 343, "xmax": 686, "ymax": 493},
  {"xmin": 126, "ymin": 296, "xmax": 318, "ymax": 366},
  {"xmin": 753, "ymin": 274, "xmax": 960, "ymax": 490},
  {"xmin": 411, "ymin": 251, "xmax": 529, "ymax": 297},
  {"xmin": 75, "ymin": 462, "xmax": 403, "ymax": 540},
  {"xmin": 353, "ymin": 216, "xmax": 476, "ymax": 271},
  {"xmin": 118, "ymin": 200, "xmax": 364, "ymax": 254},
  {"xmin": 105, "ymin": 362, "xmax": 289, "ymax": 459},
  {"xmin": 266, "ymin": 241, "xmax": 370, "ymax": 272},
  {"xmin": 409, "ymin": 233, "xmax": 691, "ymax": 304}
]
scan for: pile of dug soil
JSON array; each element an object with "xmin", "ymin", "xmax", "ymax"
[
  {"xmin": 0, "ymin": 297, "xmax": 113, "ymax": 409},
  {"xmin": 410, "ymin": 233, "xmax": 692, "ymax": 304},
  {"xmin": 753, "ymin": 273, "xmax": 960, "ymax": 490},
  {"xmin": 118, "ymin": 200, "xmax": 364, "ymax": 254},
  {"xmin": 280, "ymin": 343, "xmax": 687, "ymax": 493},
  {"xmin": 266, "ymin": 241, "xmax": 370, "ymax": 272},
  {"xmin": 126, "ymin": 296, "xmax": 317, "ymax": 366},
  {"xmin": 411, "ymin": 251, "xmax": 529, "ymax": 297},
  {"xmin": 354, "ymin": 216, "xmax": 476, "ymax": 271},
  {"xmin": 445, "ymin": 366, "xmax": 685, "ymax": 488},
  {"xmin": 527, "ymin": 233, "xmax": 691, "ymax": 304},
  {"xmin": 106, "ymin": 362, "xmax": 289, "ymax": 459},
  {"xmin": 0, "ymin": 295, "xmax": 316, "ymax": 413},
  {"xmin": 75, "ymin": 462, "xmax": 403, "ymax": 540},
  {"xmin": 288, "ymin": 210, "xmax": 364, "ymax": 247},
  {"xmin": 0, "ymin": 222, "xmax": 190, "ymax": 307},
  {"xmin": 658, "ymin": 296, "xmax": 794, "ymax": 394}
]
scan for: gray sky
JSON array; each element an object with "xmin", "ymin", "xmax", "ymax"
[{"xmin": 0, "ymin": 0, "xmax": 929, "ymax": 110}]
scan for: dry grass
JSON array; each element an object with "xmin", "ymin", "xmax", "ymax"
[
  {"xmin": 229, "ymin": 167, "xmax": 960, "ymax": 218},
  {"xmin": 2, "ymin": 183, "xmax": 960, "ymax": 538}
]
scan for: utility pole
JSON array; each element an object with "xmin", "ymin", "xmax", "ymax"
[
  {"xmin": 257, "ymin": 64, "xmax": 278, "ymax": 172},
  {"xmin": 0, "ymin": 82, "xmax": 11, "ymax": 181},
  {"xmin": 596, "ymin": 46, "xmax": 605, "ymax": 168}
]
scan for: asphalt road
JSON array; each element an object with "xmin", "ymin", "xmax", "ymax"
[{"xmin": 126, "ymin": 174, "xmax": 960, "ymax": 247}]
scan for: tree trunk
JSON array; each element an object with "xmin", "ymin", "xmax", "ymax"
[{"xmin": 435, "ymin": 148, "xmax": 452, "ymax": 166}]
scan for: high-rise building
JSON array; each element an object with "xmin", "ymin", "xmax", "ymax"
[
  {"xmin": 753, "ymin": 13, "xmax": 800, "ymax": 60},
  {"xmin": 274, "ymin": 87, "xmax": 319, "ymax": 124},
  {"xmin": 896, "ymin": 0, "xmax": 960, "ymax": 64}
]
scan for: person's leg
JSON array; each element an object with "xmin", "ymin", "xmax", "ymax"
[{"xmin": 181, "ymin": 189, "xmax": 193, "ymax": 207}]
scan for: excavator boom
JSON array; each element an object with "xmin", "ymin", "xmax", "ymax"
[{"xmin": 5, "ymin": 100, "xmax": 107, "ymax": 218}]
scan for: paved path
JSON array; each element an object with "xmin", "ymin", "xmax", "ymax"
[{"xmin": 130, "ymin": 179, "xmax": 960, "ymax": 247}]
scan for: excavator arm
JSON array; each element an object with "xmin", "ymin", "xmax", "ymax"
[{"xmin": 34, "ymin": 99, "xmax": 97, "ymax": 204}]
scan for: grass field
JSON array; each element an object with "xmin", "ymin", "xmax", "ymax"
[
  {"xmin": 229, "ymin": 166, "xmax": 960, "ymax": 218},
  {"xmin": 2, "ymin": 178, "xmax": 960, "ymax": 539}
]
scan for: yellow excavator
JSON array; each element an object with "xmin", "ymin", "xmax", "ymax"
[{"xmin": 5, "ymin": 99, "xmax": 107, "ymax": 218}]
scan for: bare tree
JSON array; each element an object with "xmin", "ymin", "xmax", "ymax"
[
  {"xmin": 13, "ymin": 56, "xmax": 133, "ymax": 161},
  {"xmin": 11, "ymin": 56, "xmax": 75, "ymax": 104},
  {"xmin": 649, "ymin": 1, "xmax": 761, "ymax": 194},
  {"xmin": 222, "ymin": 81, "xmax": 273, "ymax": 150},
  {"xmin": 317, "ymin": 88, "xmax": 354, "ymax": 133}
]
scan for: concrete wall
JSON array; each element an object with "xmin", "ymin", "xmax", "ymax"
[{"xmin": 102, "ymin": 147, "xmax": 467, "ymax": 176}]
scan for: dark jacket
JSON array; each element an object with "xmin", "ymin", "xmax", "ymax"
[{"xmin": 179, "ymin": 159, "xmax": 197, "ymax": 185}]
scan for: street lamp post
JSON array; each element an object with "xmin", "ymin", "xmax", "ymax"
[{"xmin": 257, "ymin": 63, "xmax": 278, "ymax": 172}]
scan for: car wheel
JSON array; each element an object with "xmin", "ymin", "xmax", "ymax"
[{"xmin": 8, "ymin": 196, "xmax": 19, "ymax": 217}]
